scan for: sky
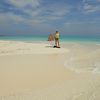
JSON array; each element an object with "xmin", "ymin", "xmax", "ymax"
[{"xmin": 0, "ymin": 0, "xmax": 100, "ymax": 36}]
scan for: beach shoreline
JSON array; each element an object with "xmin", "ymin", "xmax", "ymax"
[{"xmin": 0, "ymin": 40, "xmax": 100, "ymax": 100}]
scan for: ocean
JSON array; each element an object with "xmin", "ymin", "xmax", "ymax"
[
  {"xmin": 0, "ymin": 35, "xmax": 100, "ymax": 74},
  {"xmin": 0, "ymin": 35, "xmax": 100, "ymax": 43}
]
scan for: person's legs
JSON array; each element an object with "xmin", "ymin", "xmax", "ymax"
[
  {"xmin": 56, "ymin": 38, "xmax": 60, "ymax": 47},
  {"xmin": 55, "ymin": 40, "xmax": 57, "ymax": 46},
  {"xmin": 57, "ymin": 40, "xmax": 60, "ymax": 47},
  {"xmin": 54, "ymin": 38, "xmax": 60, "ymax": 48},
  {"xmin": 55, "ymin": 38, "xmax": 57, "ymax": 46},
  {"xmin": 57, "ymin": 40, "xmax": 60, "ymax": 48}
]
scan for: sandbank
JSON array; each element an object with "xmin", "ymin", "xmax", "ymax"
[{"xmin": 0, "ymin": 40, "xmax": 100, "ymax": 100}]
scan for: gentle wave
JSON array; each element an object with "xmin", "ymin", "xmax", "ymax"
[{"xmin": 63, "ymin": 42, "xmax": 100, "ymax": 73}]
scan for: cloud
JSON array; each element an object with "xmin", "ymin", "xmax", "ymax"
[
  {"xmin": 0, "ymin": 12, "xmax": 26, "ymax": 35},
  {"xmin": 30, "ymin": 1, "xmax": 70, "ymax": 22},
  {"xmin": 0, "ymin": 0, "xmax": 44, "ymax": 28},
  {"xmin": 0, "ymin": 11, "xmax": 46, "ymax": 35},
  {"xmin": 0, "ymin": 0, "xmax": 71, "ymax": 24},
  {"xmin": 5, "ymin": 0, "xmax": 41, "ymax": 17},
  {"xmin": 0, "ymin": 11, "xmax": 44, "ymax": 28},
  {"xmin": 38, "ymin": 3, "xmax": 71, "ymax": 22},
  {"xmin": 81, "ymin": 0, "xmax": 100, "ymax": 13},
  {"xmin": 7, "ymin": 0, "xmax": 40, "ymax": 8},
  {"xmin": 83, "ymin": 3, "xmax": 100, "ymax": 13},
  {"xmin": 0, "ymin": 0, "xmax": 99, "ymax": 36},
  {"xmin": 46, "ymin": 4, "xmax": 70, "ymax": 16},
  {"xmin": 0, "ymin": 11, "xmax": 52, "ymax": 34}
]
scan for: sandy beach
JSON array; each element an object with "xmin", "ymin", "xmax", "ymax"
[{"xmin": 0, "ymin": 40, "xmax": 100, "ymax": 100}]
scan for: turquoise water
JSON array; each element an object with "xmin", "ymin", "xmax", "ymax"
[
  {"xmin": 0, "ymin": 35, "xmax": 47, "ymax": 42},
  {"xmin": 0, "ymin": 35, "xmax": 100, "ymax": 43}
]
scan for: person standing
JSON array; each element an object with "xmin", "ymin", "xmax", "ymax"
[
  {"xmin": 54, "ymin": 31, "xmax": 60, "ymax": 48},
  {"xmin": 48, "ymin": 33, "xmax": 54, "ymax": 46}
]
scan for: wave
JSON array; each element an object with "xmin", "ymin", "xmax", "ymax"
[{"xmin": 63, "ymin": 43, "xmax": 100, "ymax": 73}]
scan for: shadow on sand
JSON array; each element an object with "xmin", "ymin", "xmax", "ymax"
[{"xmin": 45, "ymin": 46, "xmax": 53, "ymax": 48}]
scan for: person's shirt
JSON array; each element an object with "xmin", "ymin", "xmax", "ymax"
[{"xmin": 55, "ymin": 33, "xmax": 60, "ymax": 39}]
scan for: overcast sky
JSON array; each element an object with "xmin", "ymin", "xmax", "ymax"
[{"xmin": 0, "ymin": 0, "xmax": 100, "ymax": 36}]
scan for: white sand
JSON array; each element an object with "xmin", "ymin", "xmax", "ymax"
[
  {"xmin": 0, "ymin": 40, "xmax": 100, "ymax": 100},
  {"xmin": 0, "ymin": 40, "xmax": 69, "ymax": 56}
]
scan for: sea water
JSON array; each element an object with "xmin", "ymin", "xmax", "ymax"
[
  {"xmin": 0, "ymin": 35, "xmax": 100, "ymax": 43},
  {"xmin": 0, "ymin": 35, "xmax": 100, "ymax": 73}
]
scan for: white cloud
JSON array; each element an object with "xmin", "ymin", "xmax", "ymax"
[
  {"xmin": 0, "ymin": 11, "xmax": 46, "ymax": 29},
  {"xmin": 0, "ymin": 0, "xmax": 45, "ymax": 25},
  {"xmin": 41, "ymin": 4, "xmax": 71, "ymax": 21},
  {"xmin": 2, "ymin": 0, "xmax": 71, "ymax": 23},
  {"xmin": 24, "ymin": 8, "xmax": 41, "ymax": 17},
  {"xmin": 3, "ymin": 0, "xmax": 70, "ymax": 23},
  {"xmin": 83, "ymin": 3, "xmax": 100, "ymax": 13},
  {"xmin": 7, "ymin": 0, "xmax": 40, "ymax": 8},
  {"xmin": 51, "ymin": 4, "xmax": 70, "ymax": 16},
  {"xmin": 79, "ymin": 0, "xmax": 100, "ymax": 14},
  {"xmin": 3, "ymin": 0, "xmax": 42, "ymax": 19},
  {"xmin": 0, "ymin": 12, "xmax": 50, "ymax": 35},
  {"xmin": 81, "ymin": 0, "xmax": 100, "ymax": 13}
]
